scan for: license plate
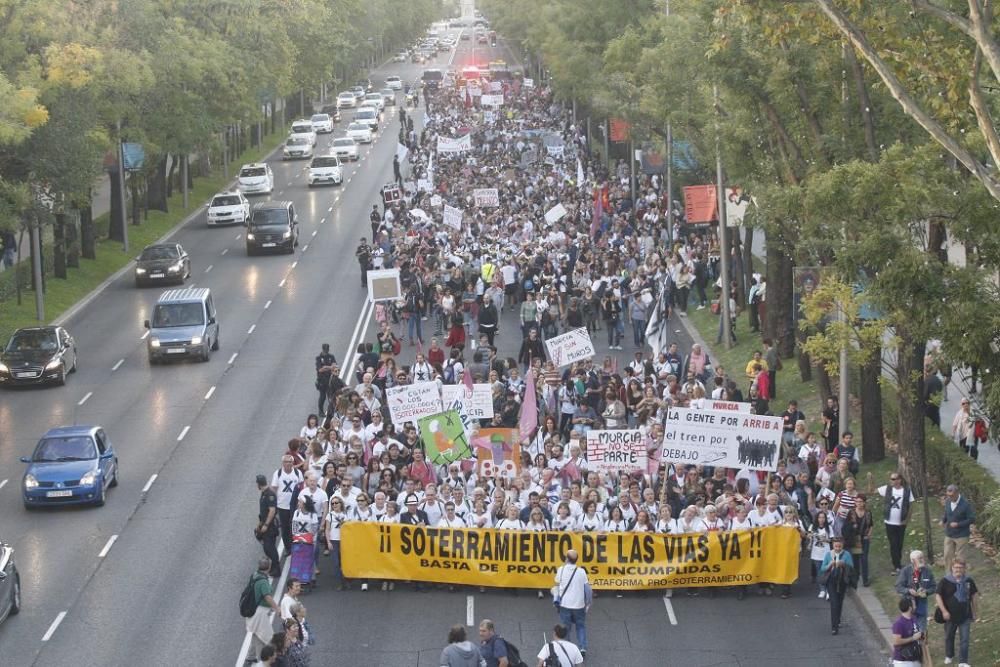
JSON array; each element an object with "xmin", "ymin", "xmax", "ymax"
[
  {"xmin": 15, "ymin": 372, "xmax": 37, "ymax": 378},
  {"xmin": 46, "ymin": 490, "xmax": 72, "ymax": 498},
  {"xmin": 262, "ymin": 242, "xmax": 276, "ymax": 248},
  {"xmin": 150, "ymin": 273, "xmax": 164, "ymax": 278},
  {"xmin": 167, "ymin": 348, "xmax": 185, "ymax": 354}
]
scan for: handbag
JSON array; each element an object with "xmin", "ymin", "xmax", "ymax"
[
  {"xmin": 899, "ymin": 639, "xmax": 922, "ymax": 661},
  {"xmin": 933, "ymin": 607, "xmax": 945, "ymax": 624}
]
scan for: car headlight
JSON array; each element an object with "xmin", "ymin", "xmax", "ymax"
[
  {"xmin": 80, "ymin": 471, "xmax": 98, "ymax": 486},
  {"xmin": 190, "ymin": 336, "xmax": 203, "ymax": 346},
  {"xmin": 0, "ymin": 362, "xmax": 9, "ymax": 373},
  {"xmin": 136, "ymin": 268, "xmax": 147, "ymax": 274},
  {"xmin": 246, "ymin": 233, "xmax": 255, "ymax": 241},
  {"xmin": 45, "ymin": 358, "xmax": 62, "ymax": 370},
  {"xmin": 150, "ymin": 338, "xmax": 161, "ymax": 348},
  {"xmin": 24, "ymin": 474, "xmax": 38, "ymax": 490},
  {"xmin": 168, "ymin": 263, "xmax": 181, "ymax": 273},
  {"xmin": 282, "ymin": 230, "xmax": 292, "ymax": 239}
]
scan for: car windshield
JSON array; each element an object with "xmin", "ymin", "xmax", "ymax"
[
  {"xmin": 348, "ymin": 124, "xmax": 369, "ymax": 132},
  {"xmin": 311, "ymin": 157, "xmax": 340, "ymax": 168},
  {"xmin": 212, "ymin": 195, "xmax": 242, "ymax": 207},
  {"xmin": 356, "ymin": 111, "xmax": 375, "ymax": 119},
  {"xmin": 140, "ymin": 246, "xmax": 179, "ymax": 261},
  {"xmin": 366, "ymin": 94, "xmax": 381, "ymax": 101},
  {"xmin": 291, "ymin": 125, "xmax": 312, "ymax": 134},
  {"xmin": 251, "ymin": 209, "xmax": 290, "ymax": 227},
  {"xmin": 387, "ymin": 77, "xmax": 400, "ymax": 82},
  {"xmin": 240, "ymin": 167, "xmax": 266, "ymax": 178},
  {"xmin": 33, "ymin": 436, "xmax": 97, "ymax": 462},
  {"xmin": 339, "ymin": 93, "xmax": 353, "ymax": 99},
  {"xmin": 152, "ymin": 302, "xmax": 204, "ymax": 328},
  {"xmin": 333, "ymin": 139, "xmax": 355, "ymax": 147},
  {"xmin": 423, "ymin": 70, "xmax": 443, "ymax": 81},
  {"xmin": 311, "ymin": 114, "xmax": 330, "ymax": 123},
  {"xmin": 7, "ymin": 330, "xmax": 57, "ymax": 353},
  {"xmin": 381, "ymin": 89, "xmax": 394, "ymax": 95},
  {"xmin": 287, "ymin": 137, "xmax": 309, "ymax": 146}
]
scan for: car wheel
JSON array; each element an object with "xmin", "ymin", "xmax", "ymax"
[
  {"xmin": 109, "ymin": 461, "xmax": 119, "ymax": 488},
  {"xmin": 211, "ymin": 332, "xmax": 219, "ymax": 351},
  {"xmin": 55, "ymin": 365, "xmax": 67, "ymax": 386},
  {"xmin": 200, "ymin": 344, "xmax": 210, "ymax": 362},
  {"xmin": 70, "ymin": 353, "xmax": 78, "ymax": 373},
  {"xmin": 94, "ymin": 481, "xmax": 106, "ymax": 507},
  {"xmin": 10, "ymin": 574, "xmax": 20, "ymax": 615}
]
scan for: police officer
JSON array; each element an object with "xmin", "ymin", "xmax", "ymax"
[
  {"xmin": 356, "ymin": 236, "xmax": 372, "ymax": 287},
  {"xmin": 256, "ymin": 474, "xmax": 281, "ymax": 577},
  {"xmin": 393, "ymin": 154, "xmax": 402, "ymax": 187},
  {"xmin": 370, "ymin": 205, "xmax": 382, "ymax": 241},
  {"xmin": 315, "ymin": 343, "xmax": 337, "ymax": 414}
]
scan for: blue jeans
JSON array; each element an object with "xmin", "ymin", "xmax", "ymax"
[
  {"xmin": 632, "ymin": 319, "xmax": 645, "ymax": 346},
  {"xmin": 944, "ymin": 618, "xmax": 971, "ymax": 663},
  {"xmin": 407, "ymin": 314, "xmax": 422, "ymax": 343},
  {"xmin": 329, "ymin": 540, "xmax": 343, "ymax": 584},
  {"xmin": 559, "ymin": 606, "xmax": 587, "ymax": 650},
  {"xmin": 607, "ymin": 317, "xmax": 622, "ymax": 346}
]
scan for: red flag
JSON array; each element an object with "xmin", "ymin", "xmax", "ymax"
[
  {"xmin": 590, "ymin": 185, "xmax": 603, "ymax": 238},
  {"xmin": 518, "ymin": 369, "xmax": 538, "ymax": 443},
  {"xmin": 463, "ymin": 366, "xmax": 474, "ymax": 393}
]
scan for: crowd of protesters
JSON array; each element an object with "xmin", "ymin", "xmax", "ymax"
[{"xmin": 245, "ymin": 53, "xmax": 984, "ymax": 667}]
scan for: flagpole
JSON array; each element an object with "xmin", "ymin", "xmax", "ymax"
[{"xmin": 713, "ymin": 83, "xmax": 733, "ymax": 349}]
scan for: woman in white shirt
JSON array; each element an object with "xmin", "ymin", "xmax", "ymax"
[
  {"xmin": 632, "ymin": 509, "xmax": 655, "ymax": 533},
  {"xmin": 553, "ymin": 503, "xmax": 575, "ymax": 531},
  {"xmin": 576, "ymin": 500, "xmax": 604, "ymax": 532},
  {"xmin": 526, "ymin": 508, "xmax": 549, "ymax": 531},
  {"xmin": 676, "ymin": 506, "xmax": 706, "ymax": 534},
  {"xmin": 468, "ymin": 499, "xmax": 492, "ymax": 528},
  {"xmin": 727, "ymin": 505, "xmax": 753, "ymax": 531},
  {"xmin": 809, "ymin": 510, "xmax": 835, "ymax": 599},
  {"xmin": 321, "ymin": 497, "xmax": 349, "ymax": 590},
  {"xmin": 496, "ymin": 505, "xmax": 526, "ymax": 530},
  {"xmin": 300, "ymin": 414, "xmax": 320, "ymax": 440},
  {"xmin": 655, "ymin": 505, "xmax": 677, "ymax": 534},
  {"xmin": 604, "ymin": 506, "xmax": 630, "ymax": 533},
  {"xmin": 305, "ymin": 440, "xmax": 328, "ymax": 479}
]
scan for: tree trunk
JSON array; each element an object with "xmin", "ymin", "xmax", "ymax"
[
  {"xmin": 108, "ymin": 169, "xmax": 126, "ymax": 243},
  {"xmin": 765, "ymin": 236, "xmax": 795, "ymax": 356},
  {"xmin": 816, "ymin": 362, "xmax": 834, "ymax": 404},
  {"xmin": 845, "ymin": 43, "xmax": 879, "ymax": 163},
  {"xmin": 895, "ymin": 328, "xmax": 927, "ymax": 495},
  {"xmin": 15, "ymin": 228, "xmax": 24, "ymax": 305},
  {"xmin": 79, "ymin": 205, "xmax": 96, "ymax": 259},
  {"xmin": 130, "ymin": 174, "xmax": 142, "ymax": 225},
  {"xmin": 165, "ymin": 156, "xmax": 177, "ymax": 199},
  {"xmin": 52, "ymin": 213, "xmax": 67, "ymax": 279},
  {"xmin": 743, "ymin": 225, "xmax": 754, "ymax": 296},
  {"xmin": 147, "ymin": 155, "xmax": 169, "ymax": 213},
  {"xmin": 860, "ymin": 340, "xmax": 885, "ymax": 463},
  {"xmin": 65, "ymin": 210, "xmax": 80, "ymax": 268}
]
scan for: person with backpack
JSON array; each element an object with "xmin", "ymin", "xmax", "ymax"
[
  {"xmin": 440, "ymin": 624, "xmax": 485, "ymax": 667},
  {"xmin": 241, "ymin": 558, "xmax": 280, "ymax": 663},
  {"xmin": 551, "ymin": 550, "xmax": 590, "ymax": 657},
  {"xmin": 535, "ymin": 625, "xmax": 583, "ymax": 667},
  {"xmin": 478, "ymin": 619, "xmax": 511, "ymax": 667}
]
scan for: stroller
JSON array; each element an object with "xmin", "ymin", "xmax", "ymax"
[{"xmin": 289, "ymin": 532, "xmax": 316, "ymax": 588}]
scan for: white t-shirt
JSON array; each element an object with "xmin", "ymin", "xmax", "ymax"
[
  {"xmin": 280, "ymin": 593, "xmax": 300, "ymax": 620},
  {"xmin": 876, "ymin": 485, "xmax": 915, "ymax": 525},
  {"xmin": 271, "ymin": 468, "xmax": 303, "ymax": 510},
  {"xmin": 537, "ymin": 640, "xmax": 584, "ymax": 667},
  {"xmin": 437, "ymin": 515, "xmax": 466, "ymax": 528},
  {"xmin": 553, "ymin": 563, "xmax": 589, "ymax": 609},
  {"xmin": 299, "ymin": 486, "xmax": 329, "ymax": 517}
]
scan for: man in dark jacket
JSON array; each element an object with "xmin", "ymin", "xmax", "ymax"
[
  {"xmin": 517, "ymin": 328, "xmax": 546, "ymax": 371},
  {"xmin": 941, "ymin": 484, "xmax": 976, "ymax": 571},
  {"xmin": 478, "ymin": 295, "xmax": 499, "ymax": 346}
]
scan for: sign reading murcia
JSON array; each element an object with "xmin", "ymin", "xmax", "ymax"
[
  {"xmin": 472, "ymin": 188, "xmax": 500, "ymax": 207},
  {"xmin": 661, "ymin": 408, "xmax": 783, "ymax": 471},
  {"xmin": 343, "ymin": 524, "xmax": 801, "ymax": 590},
  {"xmin": 586, "ymin": 430, "xmax": 646, "ymax": 474},
  {"xmin": 545, "ymin": 327, "xmax": 595, "ymax": 367}
]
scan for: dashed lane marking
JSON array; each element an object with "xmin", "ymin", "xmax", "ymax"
[
  {"xmin": 142, "ymin": 474, "xmax": 158, "ymax": 493},
  {"xmin": 205, "ymin": 386, "xmax": 216, "ymax": 401},
  {"xmin": 98, "ymin": 535, "xmax": 118, "ymax": 558},
  {"xmin": 42, "ymin": 612, "xmax": 67, "ymax": 641},
  {"xmin": 112, "ymin": 359, "xmax": 124, "ymax": 371},
  {"xmin": 77, "ymin": 392, "xmax": 93, "ymax": 406},
  {"xmin": 176, "ymin": 425, "xmax": 190, "ymax": 441}
]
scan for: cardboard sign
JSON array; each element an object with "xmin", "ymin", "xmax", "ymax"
[
  {"xmin": 661, "ymin": 408, "xmax": 783, "ymax": 471},
  {"xmin": 366, "ymin": 268, "xmax": 401, "ymax": 303},
  {"xmin": 382, "ymin": 184, "xmax": 402, "ymax": 205},
  {"xmin": 443, "ymin": 204, "xmax": 464, "ymax": 230},
  {"xmin": 418, "ymin": 410, "xmax": 472, "ymax": 464},
  {"xmin": 544, "ymin": 203, "xmax": 567, "ymax": 224},
  {"xmin": 483, "ymin": 110, "xmax": 497, "ymax": 124},
  {"xmin": 386, "ymin": 381, "xmax": 443, "ymax": 425},
  {"xmin": 437, "ymin": 135, "xmax": 473, "ymax": 154},
  {"xmin": 544, "ymin": 327, "xmax": 595, "ymax": 367},
  {"xmin": 474, "ymin": 428, "xmax": 520, "ymax": 479},
  {"xmin": 489, "ymin": 81, "xmax": 503, "ymax": 92},
  {"xmin": 523, "ymin": 78, "xmax": 534, "ymax": 89},
  {"xmin": 480, "ymin": 94, "xmax": 503, "ymax": 107},
  {"xmin": 441, "ymin": 383, "xmax": 495, "ymax": 419},
  {"xmin": 586, "ymin": 430, "xmax": 647, "ymax": 474},
  {"xmin": 473, "ymin": 188, "xmax": 500, "ymax": 207},
  {"xmin": 430, "ymin": 194, "xmax": 443, "ymax": 208},
  {"xmin": 467, "ymin": 83, "xmax": 482, "ymax": 97}
]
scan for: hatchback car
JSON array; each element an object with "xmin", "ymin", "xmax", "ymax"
[
  {"xmin": 346, "ymin": 123, "xmax": 374, "ymax": 144},
  {"xmin": 289, "ymin": 120, "xmax": 317, "ymax": 146},
  {"xmin": 380, "ymin": 88, "xmax": 397, "ymax": 106},
  {"xmin": 385, "ymin": 76, "xmax": 403, "ymax": 90},
  {"xmin": 237, "ymin": 163, "xmax": 274, "ymax": 195},
  {"xmin": 0, "ymin": 326, "xmax": 77, "ymax": 387},
  {"xmin": 310, "ymin": 113, "xmax": 334, "ymax": 134},
  {"xmin": 206, "ymin": 190, "xmax": 250, "ymax": 226},
  {"xmin": 354, "ymin": 109, "xmax": 380, "ymax": 132},
  {"xmin": 364, "ymin": 93, "xmax": 385, "ymax": 112},
  {"xmin": 0, "ymin": 539, "xmax": 20, "ymax": 625},
  {"xmin": 135, "ymin": 243, "xmax": 191, "ymax": 287},
  {"xmin": 330, "ymin": 137, "xmax": 360, "ymax": 161},
  {"xmin": 21, "ymin": 425, "xmax": 118, "ymax": 508},
  {"xmin": 393, "ymin": 52, "xmax": 407, "ymax": 62},
  {"xmin": 283, "ymin": 135, "xmax": 314, "ymax": 160},
  {"xmin": 350, "ymin": 86, "xmax": 366, "ymax": 101},
  {"xmin": 336, "ymin": 92, "xmax": 357, "ymax": 109},
  {"xmin": 307, "ymin": 155, "xmax": 344, "ymax": 187}
]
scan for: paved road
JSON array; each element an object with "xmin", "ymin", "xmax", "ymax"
[{"xmin": 0, "ymin": 46, "xmax": 428, "ymax": 667}]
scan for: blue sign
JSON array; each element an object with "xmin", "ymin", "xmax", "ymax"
[
  {"xmin": 123, "ymin": 143, "xmax": 145, "ymax": 171},
  {"xmin": 671, "ymin": 140, "xmax": 699, "ymax": 170}
]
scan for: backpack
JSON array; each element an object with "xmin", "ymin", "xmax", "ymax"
[
  {"xmin": 502, "ymin": 639, "xmax": 530, "ymax": 667},
  {"xmin": 443, "ymin": 360, "xmax": 456, "ymax": 384},
  {"xmin": 542, "ymin": 642, "xmax": 562, "ymax": 667},
  {"xmin": 239, "ymin": 574, "xmax": 261, "ymax": 618}
]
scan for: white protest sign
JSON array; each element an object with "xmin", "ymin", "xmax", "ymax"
[
  {"xmin": 523, "ymin": 78, "xmax": 534, "ymax": 89},
  {"xmin": 437, "ymin": 135, "xmax": 472, "ymax": 154},
  {"xmin": 441, "ymin": 384, "xmax": 495, "ymax": 419},
  {"xmin": 489, "ymin": 81, "xmax": 503, "ymax": 92},
  {"xmin": 546, "ymin": 143, "xmax": 564, "ymax": 158},
  {"xmin": 544, "ymin": 203, "xmax": 567, "ymax": 224},
  {"xmin": 472, "ymin": 188, "xmax": 500, "ymax": 207},
  {"xmin": 480, "ymin": 94, "xmax": 504, "ymax": 107},
  {"xmin": 386, "ymin": 381, "xmax": 443, "ymax": 425},
  {"xmin": 661, "ymin": 408, "xmax": 783, "ymax": 471},
  {"xmin": 483, "ymin": 110, "xmax": 497, "ymax": 124},
  {"xmin": 430, "ymin": 194, "xmax": 443, "ymax": 208},
  {"xmin": 544, "ymin": 327, "xmax": 595, "ymax": 367},
  {"xmin": 443, "ymin": 204, "xmax": 464, "ymax": 230},
  {"xmin": 416, "ymin": 178, "xmax": 432, "ymax": 192},
  {"xmin": 707, "ymin": 400, "xmax": 751, "ymax": 413},
  {"xmin": 467, "ymin": 83, "xmax": 482, "ymax": 97},
  {"xmin": 586, "ymin": 430, "xmax": 646, "ymax": 474}
]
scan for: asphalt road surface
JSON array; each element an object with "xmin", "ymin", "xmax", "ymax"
[{"xmin": 0, "ymin": 23, "xmax": 889, "ymax": 667}]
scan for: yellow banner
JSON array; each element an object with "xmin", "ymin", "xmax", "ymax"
[{"xmin": 341, "ymin": 524, "xmax": 800, "ymax": 590}]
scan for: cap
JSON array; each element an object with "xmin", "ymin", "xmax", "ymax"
[
  {"xmin": 256, "ymin": 474, "xmax": 268, "ymax": 486},
  {"xmin": 405, "ymin": 494, "xmax": 420, "ymax": 505}
]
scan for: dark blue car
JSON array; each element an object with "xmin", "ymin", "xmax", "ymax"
[{"xmin": 21, "ymin": 425, "xmax": 119, "ymax": 508}]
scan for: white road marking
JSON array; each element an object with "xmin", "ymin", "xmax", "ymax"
[
  {"xmin": 221, "ymin": 248, "xmax": 229, "ymax": 256},
  {"xmin": 311, "ymin": 230, "xmax": 317, "ymax": 237},
  {"xmin": 235, "ymin": 233, "xmax": 242, "ymax": 240},
  {"xmin": 319, "ymin": 218, "xmax": 325, "ymax": 224},
  {"xmin": 0, "ymin": 479, "xmax": 7, "ymax": 491},
  {"xmin": 176, "ymin": 425, "xmax": 191, "ymax": 441},
  {"xmin": 302, "ymin": 244, "xmax": 309, "ymax": 252},
  {"xmin": 277, "ymin": 190, "xmax": 284, "ymax": 195},
  {"xmin": 98, "ymin": 534, "xmax": 118, "ymax": 558},
  {"xmin": 342, "ymin": 298, "xmax": 375, "ymax": 381},
  {"xmin": 466, "ymin": 595, "xmax": 474, "ymax": 626},
  {"xmin": 264, "ymin": 300, "xmax": 272, "ymax": 310},
  {"xmin": 279, "ymin": 278, "xmax": 286, "ymax": 287},
  {"xmin": 327, "ymin": 206, "xmax": 333, "ymax": 212},
  {"xmin": 142, "ymin": 474, "xmax": 158, "ymax": 493},
  {"xmin": 77, "ymin": 391, "xmax": 93, "ymax": 406},
  {"xmin": 290, "ymin": 261, "xmax": 298, "ymax": 269},
  {"xmin": 204, "ymin": 386, "xmax": 216, "ymax": 401},
  {"xmin": 205, "ymin": 265, "xmax": 213, "ymax": 273},
  {"xmin": 247, "ymin": 324, "xmax": 256, "ymax": 335},
  {"xmin": 347, "ymin": 177, "xmax": 353, "ymax": 183},
  {"xmin": 42, "ymin": 612, "xmax": 67, "ymax": 641},
  {"xmin": 141, "ymin": 331, "xmax": 150, "ymax": 340},
  {"xmin": 228, "ymin": 352, "xmax": 238, "ymax": 365},
  {"xmin": 663, "ymin": 597, "xmax": 678, "ymax": 625},
  {"xmin": 112, "ymin": 359, "xmax": 124, "ymax": 371}
]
